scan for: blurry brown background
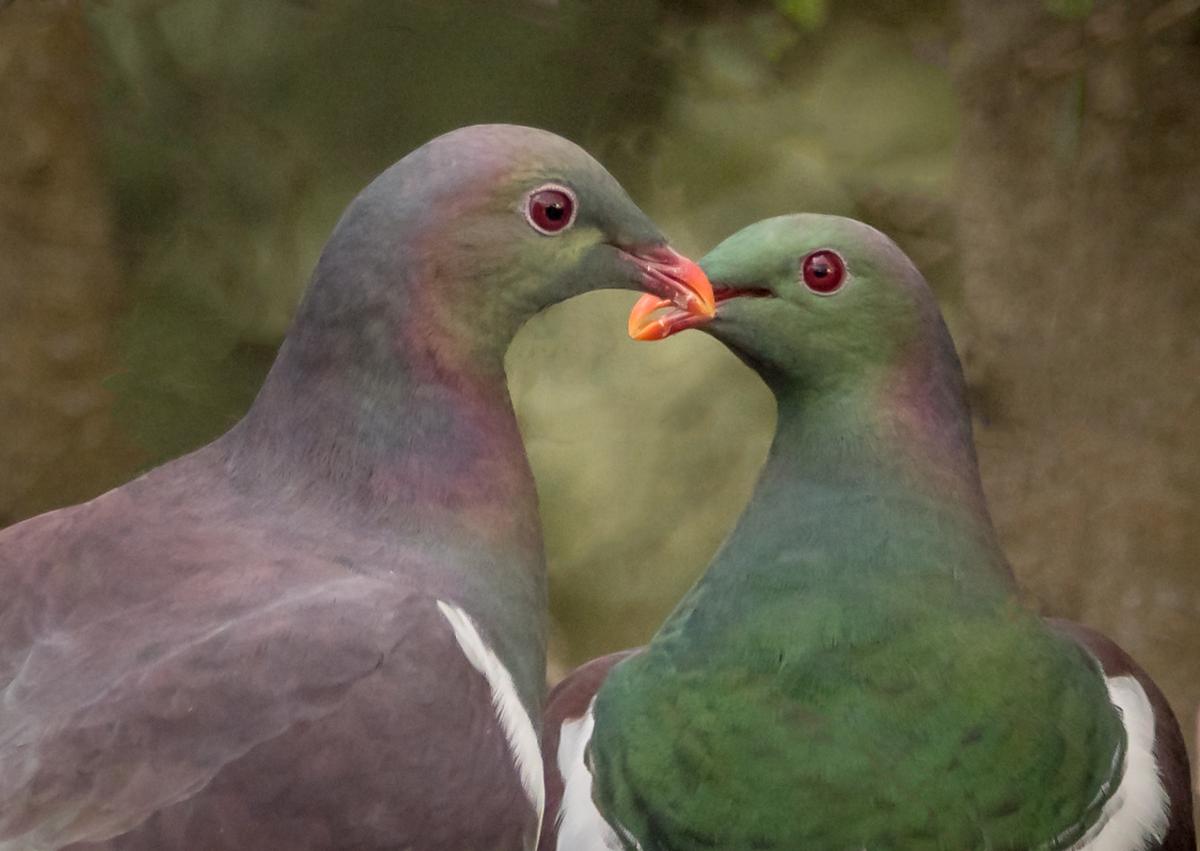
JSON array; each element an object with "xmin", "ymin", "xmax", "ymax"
[{"xmin": 2, "ymin": 0, "xmax": 1197, "ymax": 813}]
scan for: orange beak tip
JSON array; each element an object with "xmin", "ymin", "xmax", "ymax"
[
  {"xmin": 625, "ymin": 248, "xmax": 714, "ymax": 340},
  {"xmin": 683, "ymin": 261, "xmax": 716, "ymax": 316},
  {"xmin": 626, "ymin": 292, "xmax": 670, "ymax": 341}
]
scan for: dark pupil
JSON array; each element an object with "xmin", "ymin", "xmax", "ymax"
[
  {"xmin": 544, "ymin": 203, "xmax": 565, "ymax": 221},
  {"xmin": 811, "ymin": 260, "xmax": 830, "ymax": 277}
]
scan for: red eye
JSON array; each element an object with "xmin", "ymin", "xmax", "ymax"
[
  {"xmin": 525, "ymin": 185, "xmax": 576, "ymax": 234},
  {"xmin": 801, "ymin": 250, "xmax": 846, "ymax": 294}
]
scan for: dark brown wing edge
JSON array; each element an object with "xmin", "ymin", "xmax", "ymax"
[
  {"xmin": 538, "ymin": 649, "xmax": 641, "ymax": 851},
  {"xmin": 1047, "ymin": 618, "xmax": 1196, "ymax": 850}
]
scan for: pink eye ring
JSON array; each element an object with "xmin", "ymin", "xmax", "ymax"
[
  {"xmin": 801, "ymin": 249, "xmax": 846, "ymax": 294},
  {"xmin": 525, "ymin": 184, "xmax": 577, "ymax": 235}
]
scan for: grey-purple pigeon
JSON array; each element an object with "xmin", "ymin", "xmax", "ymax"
[{"xmin": 0, "ymin": 124, "xmax": 714, "ymax": 851}]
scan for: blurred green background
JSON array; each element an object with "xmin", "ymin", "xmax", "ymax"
[{"xmin": 1, "ymin": 0, "xmax": 1197, "ymax": 810}]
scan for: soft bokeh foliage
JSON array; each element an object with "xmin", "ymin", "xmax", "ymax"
[{"xmin": 1, "ymin": 0, "xmax": 1196, "ymax": 808}]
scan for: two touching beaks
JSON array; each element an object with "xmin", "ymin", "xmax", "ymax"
[{"xmin": 626, "ymin": 246, "xmax": 720, "ymax": 342}]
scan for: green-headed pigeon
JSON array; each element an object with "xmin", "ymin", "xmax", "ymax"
[
  {"xmin": 0, "ymin": 124, "xmax": 714, "ymax": 851},
  {"xmin": 540, "ymin": 214, "xmax": 1194, "ymax": 851}
]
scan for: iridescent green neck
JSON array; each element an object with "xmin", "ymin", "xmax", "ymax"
[{"xmin": 668, "ymin": 356, "xmax": 1016, "ymax": 650}]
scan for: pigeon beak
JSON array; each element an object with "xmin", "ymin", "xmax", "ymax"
[
  {"xmin": 625, "ymin": 246, "xmax": 716, "ymax": 321},
  {"xmin": 628, "ymin": 283, "xmax": 774, "ymax": 341},
  {"xmin": 627, "ymin": 292, "xmax": 713, "ymax": 341}
]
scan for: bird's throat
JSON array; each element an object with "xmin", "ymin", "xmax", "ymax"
[
  {"xmin": 690, "ymin": 375, "xmax": 1016, "ymax": 639},
  {"xmin": 226, "ymin": 315, "xmax": 544, "ymax": 565}
]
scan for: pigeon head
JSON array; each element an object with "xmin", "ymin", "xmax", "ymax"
[
  {"xmin": 627, "ymin": 213, "xmax": 957, "ymax": 394},
  {"xmin": 236, "ymin": 125, "xmax": 714, "ymax": 515},
  {"xmin": 287, "ymin": 124, "xmax": 713, "ymax": 380}
]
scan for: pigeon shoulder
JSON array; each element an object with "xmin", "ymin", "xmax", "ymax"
[
  {"xmin": 1046, "ymin": 617, "xmax": 1196, "ymax": 851},
  {"xmin": 540, "ymin": 649, "xmax": 642, "ymax": 851},
  {"xmin": 0, "ymin": 584, "xmax": 540, "ymax": 849}
]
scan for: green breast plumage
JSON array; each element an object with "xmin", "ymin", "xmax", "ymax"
[{"xmin": 590, "ymin": 576, "xmax": 1124, "ymax": 851}]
